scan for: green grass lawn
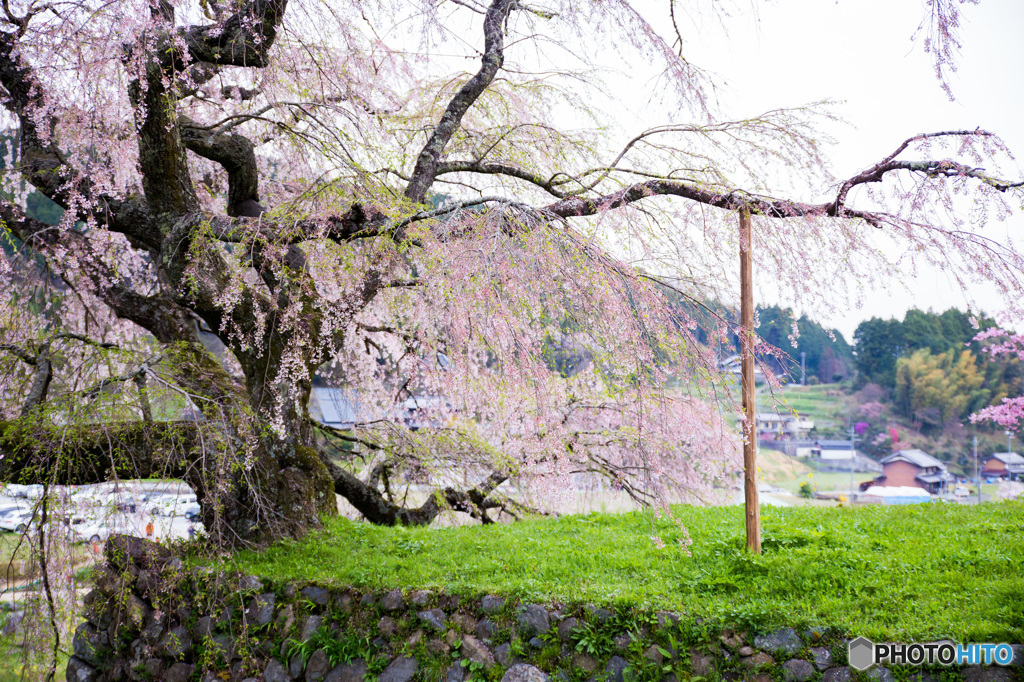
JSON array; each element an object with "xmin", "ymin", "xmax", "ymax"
[
  {"xmin": 0, "ymin": 649, "xmax": 67, "ymax": 682},
  {"xmin": 0, "ymin": 532, "xmax": 96, "ymax": 584},
  {"xmin": 773, "ymin": 471, "xmax": 865, "ymax": 493},
  {"xmin": 230, "ymin": 502, "xmax": 1024, "ymax": 643}
]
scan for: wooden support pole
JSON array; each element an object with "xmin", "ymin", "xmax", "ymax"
[{"xmin": 739, "ymin": 208, "xmax": 761, "ymax": 554}]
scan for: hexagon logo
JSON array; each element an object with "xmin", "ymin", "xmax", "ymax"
[{"xmin": 848, "ymin": 637, "xmax": 876, "ymax": 671}]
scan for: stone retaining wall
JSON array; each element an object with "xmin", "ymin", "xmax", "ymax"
[{"xmin": 66, "ymin": 537, "xmax": 1022, "ymax": 682}]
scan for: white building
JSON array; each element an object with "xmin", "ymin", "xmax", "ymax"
[{"xmin": 755, "ymin": 412, "xmax": 815, "ymax": 439}]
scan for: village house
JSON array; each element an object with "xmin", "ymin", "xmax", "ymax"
[
  {"xmin": 874, "ymin": 449, "xmax": 953, "ymax": 494},
  {"xmin": 718, "ymin": 354, "xmax": 766, "ymax": 384},
  {"xmin": 801, "ymin": 439, "xmax": 857, "ymax": 461},
  {"xmin": 981, "ymin": 452, "xmax": 1024, "ymax": 481},
  {"xmin": 755, "ymin": 412, "xmax": 815, "ymax": 440},
  {"xmin": 310, "ymin": 386, "xmax": 451, "ymax": 432}
]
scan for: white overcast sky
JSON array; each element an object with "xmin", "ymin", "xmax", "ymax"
[{"xmin": 641, "ymin": 0, "xmax": 1024, "ymax": 339}]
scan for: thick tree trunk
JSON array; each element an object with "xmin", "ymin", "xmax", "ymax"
[{"xmin": 200, "ymin": 430, "xmax": 335, "ymax": 547}]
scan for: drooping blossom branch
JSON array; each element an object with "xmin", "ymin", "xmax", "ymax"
[{"xmin": 970, "ymin": 328, "xmax": 1024, "ymax": 431}]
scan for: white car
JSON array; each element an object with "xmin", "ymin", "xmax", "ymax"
[
  {"xmin": 0, "ymin": 504, "xmax": 26, "ymax": 519},
  {"xmin": 147, "ymin": 494, "xmax": 176, "ymax": 515},
  {"xmin": 0, "ymin": 509, "xmax": 36, "ymax": 533},
  {"xmin": 94, "ymin": 491, "xmax": 139, "ymax": 513},
  {"xmin": 150, "ymin": 497, "xmax": 199, "ymax": 518},
  {"xmin": 182, "ymin": 502, "xmax": 201, "ymax": 521},
  {"xmin": 68, "ymin": 516, "xmax": 115, "ymax": 543}
]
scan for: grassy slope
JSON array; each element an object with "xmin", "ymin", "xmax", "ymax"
[
  {"xmin": 232, "ymin": 502, "xmax": 1024, "ymax": 643},
  {"xmin": 756, "ymin": 448, "xmax": 811, "ymax": 483},
  {"xmin": 773, "ymin": 384, "xmax": 852, "ymax": 435}
]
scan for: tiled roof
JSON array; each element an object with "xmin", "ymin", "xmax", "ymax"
[
  {"xmin": 880, "ymin": 448, "xmax": 946, "ymax": 470},
  {"xmin": 990, "ymin": 452, "xmax": 1024, "ymax": 466}
]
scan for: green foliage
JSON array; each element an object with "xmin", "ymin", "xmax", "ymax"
[
  {"xmin": 755, "ymin": 305, "xmax": 854, "ymax": 383},
  {"xmin": 853, "ymin": 307, "xmax": 1013, "ymax": 391},
  {"xmin": 284, "ymin": 626, "xmax": 379, "ymax": 668},
  {"xmin": 532, "ymin": 643, "xmax": 562, "ymax": 671},
  {"xmin": 798, "ymin": 482, "xmax": 814, "ymax": 499},
  {"xmin": 776, "ymin": 383, "xmax": 850, "ymax": 434},
  {"xmin": 230, "ymin": 502, "xmax": 1024, "ymax": 642},
  {"xmin": 507, "ymin": 637, "xmax": 526, "ymax": 660},
  {"xmin": 669, "ymin": 299, "xmax": 854, "ymax": 384},
  {"xmin": 625, "ymin": 636, "xmax": 675, "ymax": 682},
  {"xmin": 854, "ymin": 317, "xmax": 906, "ymax": 387},
  {"xmin": 458, "ymin": 656, "xmax": 488, "ymax": 680},
  {"xmin": 894, "ymin": 348, "xmax": 985, "ymax": 428},
  {"xmin": 572, "ymin": 620, "xmax": 617, "ymax": 657}
]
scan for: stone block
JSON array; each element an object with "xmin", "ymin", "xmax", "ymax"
[
  {"xmin": 301, "ymin": 586, "xmax": 330, "ymax": 606},
  {"xmin": 378, "ymin": 656, "xmax": 418, "ymax": 682},
  {"xmin": 603, "ymin": 656, "xmax": 630, "ymax": 682},
  {"xmin": 502, "ymin": 664, "xmax": 550, "ymax": 682},
  {"xmin": 65, "ymin": 656, "xmax": 99, "ymax": 682},
  {"xmin": 557, "ymin": 617, "xmax": 580, "ymax": 642},
  {"xmin": 381, "ymin": 589, "xmax": 405, "ymax": 612},
  {"xmin": 516, "ymin": 605, "xmax": 550, "ymax": 637},
  {"xmin": 822, "ymin": 667, "xmax": 852, "ymax": 682},
  {"xmin": 480, "ymin": 595, "xmax": 504, "ymax": 613},
  {"xmin": 306, "ymin": 649, "xmax": 331, "ymax": 681},
  {"xmin": 72, "ymin": 623, "xmax": 109, "ymax": 667},
  {"xmin": 811, "ymin": 646, "xmax": 833, "ymax": 670},
  {"xmin": 166, "ymin": 662, "xmax": 195, "ymax": 682},
  {"xmin": 782, "ymin": 659, "xmax": 815, "ymax": 682},
  {"xmin": 157, "ymin": 625, "xmax": 192, "ymax": 660},
  {"xmin": 325, "ymin": 659, "xmax": 367, "ymax": 682},
  {"xmin": 474, "ymin": 619, "xmax": 497, "ymax": 640},
  {"xmin": 754, "ymin": 627, "xmax": 804, "ymax": 656},
  {"xmin": 264, "ymin": 659, "xmax": 292, "ymax": 682},
  {"xmin": 418, "ymin": 609, "xmax": 447, "ymax": 632},
  {"xmin": 460, "ymin": 634, "xmax": 496, "ymax": 669},
  {"xmin": 245, "ymin": 592, "xmax": 276, "ymax": 627}
]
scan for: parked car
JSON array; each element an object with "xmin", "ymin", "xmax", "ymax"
[
  {"xmin": 0, "ymin": 509, "xmax": 36, "ymax": 533},
  {"xmin": 147, "ymin": 494, "xmax": 193, "ymax": 516},
  {"xmin": 183, "ymin": 503, "xmax": 201, "ymax": 521},
  {"xmin": 98, "ymin": 492, "xmax": 137, "ymax": 513},
  {"xmin": 68, "ymin": 516, "xmax": 112, "ymax": 543},
  {"xmin": 149, "ymin": 499, "xmax": 177, "ymax": 517},
  {"xmin": 0, "ymin": 504, "xmax": 25, "ymax": 518}
]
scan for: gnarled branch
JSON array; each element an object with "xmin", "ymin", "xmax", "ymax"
[{"xmin": 404, "ymin": 0, "xmax": 515, "ymax": 203}]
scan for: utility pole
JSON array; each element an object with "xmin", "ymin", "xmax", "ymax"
[
  {"xmin": 801, "ymin": 352, "xmax": 806, "ymax": 386},
  {"xmin": 739, "ymin": 209, "xmax": 761, "ymax": 554}
]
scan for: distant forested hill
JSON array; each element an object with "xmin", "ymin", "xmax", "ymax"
[
  {"xmin": 658, "ymin": 290, "xmax": 854, "ymax": 384},
  {"xmin": 853, "ymin": 308, "xmax": 1022, "ymax": 432}
]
